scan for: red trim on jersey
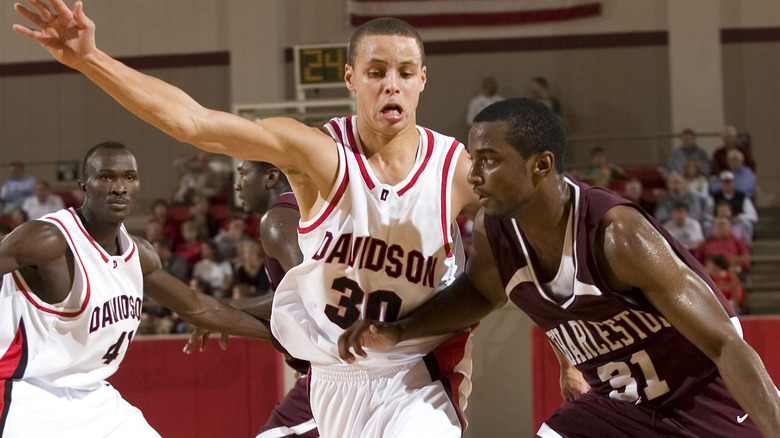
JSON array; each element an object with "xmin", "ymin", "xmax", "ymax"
[
  {"xmin": 17, "ymin": 216, "xmax": 92, "ymax": 317},
  {"xmin": 439, "ymin": 140, "xmax": 461, "ymax": 257},
  {"xmin": 122, "ymin": 227, "xmax": 137, "ymax": 262},
  {"xmin": 0, "ymin": 320, "xmax": 27, "ymax": 380},
  {"xmin": 67, "ymin": 209, "xmax": 109, "ymax": 263},
  {"xmin": 397, "ymin": 128, "xmax": 435, "ymax": 196},
  {"xmin": 423, "ymin": 330, "xmax": 471, "ymax": 431},
  {"xmin": 345, "ymin": 117, "xmax": 375, "ymax": 190},
  {"xmin": 298, "ymin": 172, "xmax": 350, "ymax": 235}
]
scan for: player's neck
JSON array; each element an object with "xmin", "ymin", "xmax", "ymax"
[
  {"xmin": 358, "ymin": 122, "xmax": 420, "ymax": 186},
  {"xmin": 514, "ymin": 179, "xmax": 571, "ymax": 248},
  {"xmin": 75, "ymin": 207, "xmax": 122, "ymax": 255}
]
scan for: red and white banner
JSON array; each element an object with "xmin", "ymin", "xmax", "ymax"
[{"xmin": 348, "ymin": 0, "xmax": 602, "ymax": 27}]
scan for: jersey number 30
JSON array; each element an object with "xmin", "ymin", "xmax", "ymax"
[{"xmin": 325, "ymin": 277, "xmax": 402, "ymax": 329}]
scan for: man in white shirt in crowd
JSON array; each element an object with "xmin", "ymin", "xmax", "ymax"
[{"xmin": 21, "ymin": 180, "xmax": 65, "ymax": 219}]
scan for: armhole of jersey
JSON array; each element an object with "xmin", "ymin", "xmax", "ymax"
[
  {"xmin": 298, "ymin": 120, "xmax": 350, "ymax": 234},
  {"xmin": 22, "ymin": 216, "xmax": 91, "ymax": 317},
  {"xmin": 440, "ymin": 140, "xmax": 464, "ymax": 258}
]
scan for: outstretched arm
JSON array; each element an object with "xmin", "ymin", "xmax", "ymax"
[
  {"xmin": 338, "ymin": 210, "xmax": 507, "ymax": 362},
  {"xmin": 13, "ymin": 0, "xmax": 337, "ymax": 190},
  {"xmin": 136, "ymin": 237, "xmax": 270, "ymax": 340},
  {"xmin": 600, "ymin": 205, "xmax": 780, "ymax": 436}
]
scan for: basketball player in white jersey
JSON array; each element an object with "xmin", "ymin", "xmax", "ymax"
[
  {"xmin": 0, "ymin": 141, "xmax": 270, "ymax": 437},
  {"xmin": 14, "ymin": 2, "xmax": 480, "ymax": 436}
]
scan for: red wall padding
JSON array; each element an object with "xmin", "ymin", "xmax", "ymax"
[
  {"xmin": 531, "ymin": 317, "xmax": 780, "ymax": 431},
  {"xmin": 108, "ymin": 335, "xmax": 285, "ymax": 438}
]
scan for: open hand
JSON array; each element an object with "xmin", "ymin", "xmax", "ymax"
[
  {"xmin": 183, "ymin": 326, "xmax": 229, "ymax": 354},
  {"xmin": 338, "ymin": 319, "xmax": 402, "ymax": 364},
  {"xmin": 13, "ymin": 0, "xmax": 97, "ymax": 70}
]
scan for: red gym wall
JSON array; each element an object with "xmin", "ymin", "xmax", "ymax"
[{"xmin": 108, "ymin": 336, "xmax": 284, "ymax": 438}]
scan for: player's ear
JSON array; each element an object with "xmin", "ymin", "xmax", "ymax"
[
  {"xmin": 77, "ymin": 180, "xmax": 87, "ymax": 193},
  {"xmin": 344, "ymin": 64, "xmax": 355, "ymax": 91},
  {"xmin": 419, "ymin": 66, "xmax": 427, "ymax": 92},
  {"xmin": 266, "ymin": 168, "xmax": 280, "ymax": 188},
  {"xmin": 535, "ymin": 152, "xmax": 554, "ymax": 177}
]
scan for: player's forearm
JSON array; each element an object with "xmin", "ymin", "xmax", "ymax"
[
  {"xmin": 78, "ymin": 50, "xmax": 206, "ymax": 146},
  {"xmin": 181, "ymin": 300, "xmax": 271, "ymax": 341},
  {"xmin": 229, "ymin": 295, "xmax": 273, "ymax": 321},
  {"xmin": 715, "ymin": 339, "xmax": 780, "ymax": 436},
  {"xmin": 395, "ymin": 274, "xmax": 496, "ymax": 342}
]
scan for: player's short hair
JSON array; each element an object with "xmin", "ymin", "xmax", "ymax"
[
  {"xmin": 81, "ymin": 140, "xmax": 130, "ymax": 179},
  {"xmin": 474, "ymin": 98, "xmax": 566, "ymax": 173},
  {"xmin": 347, "ymin": 17, "xmax": 425, "ymax": 66}
]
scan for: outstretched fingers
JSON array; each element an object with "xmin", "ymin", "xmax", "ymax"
[{"xmin": 13, "ymin": 3, "xmax": 48, "ymax": 31}]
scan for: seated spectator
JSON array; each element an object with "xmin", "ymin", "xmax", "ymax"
[
  {"xmin": 662, "ymin": 202, "xmax": 704, "ymax": 252},
  {"xmin": 232, "ymin": 241, "xmax": 272, "ymax": 297},
  {"xmin": 144, "ymin": 199, "xmax": 181, "ymax": 244},
  {"xmin": 214, "ymin": 215, "xmax": 253, "ymax": 263},
  {"xmin": 466, "ymin": 77, "xmax": 504, "ymax": 126},
  {"xmin": 711, "ymin": 125, "xmax": 755, "ymax": 176},
  {"xmin": 21, "ymin": 181, "xmax": 64, "ymax": 219},
  {"xmin": 174, "ymin": 219, "xmax": 203, "ymax": 266},
  {"xmin": 1, "ymin": 161, "xmax": 37, "ymax": 213},
  {"xmin": 580, "ymin": 147, "xmax": 625, "ymax": 188},
  {"xmin": 172, "ymin": 150, "xmax": 222, "ymax": 205},
  {"xmin": 152, "ymin": 237, "xmax": 191, "ymax": 283},
  {"xmin": 682, "ymin": 157, "xmax": 713, "ymax": 214},
  {"xmin": 704, "ymin": 254, "xmax": 745, "ymax": 315},
  {"xmin": 707, "ymin": 201, "xmax": 752, "ymax": 248},
  {"xmin": 695, "ymin": 216, "xmax": 751, "ymax": 280},
  {"xmin": 664, "ymin": 128, "xmax": 711, "ymax": 177},
  {"xmin": 722, "ymin": 149, "xmax": 756, "ymax": 199},
  {"xmin": 530, "ymin": 76, "xmax": 562, "ymax": 118},
  {"xmin": 622, "ymin": 177, "xmax": 656, "ymax": 215},
  {"xmin": 192, "ymin": 240, "xmax": 233, "ymax": 299},
  {"xmin": 711, "ymin": 170, "xmax": 758, "ymax": 239},
  {"xmin": 654, "ymin": 172, "xmax": 703, "ymax": 224},
  {"xmin": 188, "ymin": 193, "xmax": 222, "ymax": 240}
]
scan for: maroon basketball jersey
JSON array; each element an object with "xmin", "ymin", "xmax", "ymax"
[{"xmin": 485, "ymin": 179, "xmax": 737, "ymax": 408}]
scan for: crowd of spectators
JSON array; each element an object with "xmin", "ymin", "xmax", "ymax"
[{"xmin": 568, "ymin": 127, "xmax": 759, "ymax": 314}]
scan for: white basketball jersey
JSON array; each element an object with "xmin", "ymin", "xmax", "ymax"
[
  {"xmin": 0, "ymin": 208, "xmax": 144, "ymax": 390},
  {"xmin": 271, "ymin": 116, "xmax": 466, "ymax": 366}
]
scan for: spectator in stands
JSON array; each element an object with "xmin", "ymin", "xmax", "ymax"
[
  {"xmin": 622, "ymin": 177, "xmax": 656, "ymax": 215},
  {"xmin": 192, "ymin": 240, "xmax": 233, "ymax": 299},
  {"xmin": 711, "ymin": 125, "xmax": 755, "ymax": 176},
  {"xmin": 21, "ymin": 180, "xmax": 64, "ymax": 219},
  {"xmin": 232, "ymin": 241, "xmax": 272, "ymax": 298},
  {"xmin": 465, "ymin": 77, "xmax": 503, "ymax": 126},
  {"xmin": 580, "ymin": 147, "xmax": 625, "ymax": 188},
  {"xmin": 529, "ymin": 76, "xmax": 562, "ymax": 118},
  {"xmin": 696, "ymin": 216, "xmax": 751, "ymax": 280},
  {"xmin": 683, "ymin": 157, "xmax": 712, "ymax": 211},
  {"xmin": 704, "ymin": 254, "xmax": 745, "ymax": 315},
  {"xmin": 725, "ymin": 149, "xmax": 756, "ymax": 199},
  {"xmin": 662, "ymin": 202, "xmax": 704, "ymax": 252},
  {"xmin": 214, "ymin": 215, "xmax": 253, "ymax": 263},
  {"xmin": 175, "ymin": 219, "xmax": 204, "ymax": 267},
  {"xmin": 172, "ymin": 150, "xmax": 222, "ymax": 205},
  {"xmin": 1, "ymin": 161, "xmax": 37, "ymax": 213},
  {"xmin": 664, "ymin": 128, "xmax": 711, "ymax": 177},
  {"xmin": 711, "ymin": 170, "xmax": 758, "ymax": 240},
  {"xmin": 188, "ymin": 193, "xmax": 222, "ymax": 239},
  {"xmin": 654, "ymin": 172, "xmax": 703, "ymax": 224},
  {"xmin": 152, "ymin": 237, "xmax": 191, "ymax": 283},
  {"xmin": 144, "ymin": 198, "xmax": 180, "ymax": 244},
  {"xmin": 708, "ymin": 201, "xmax": 752, "ymax": 248}
]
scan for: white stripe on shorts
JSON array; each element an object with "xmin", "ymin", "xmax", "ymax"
[
  {"xmin": 537, "ymin": 422, "xmax": 564, "ymax": 438},
  {"xmin": 255, "ymin": 418, "xmax": 317, "ymax": 438}
]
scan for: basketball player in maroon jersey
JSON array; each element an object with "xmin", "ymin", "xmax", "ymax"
[
  {"xmin": 339, "ymin": 98, "xmax": 780, "ymax": 437},
  {"xmin": 185, "ymin": 160, "xmax": 317, "ymax": 438}
]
